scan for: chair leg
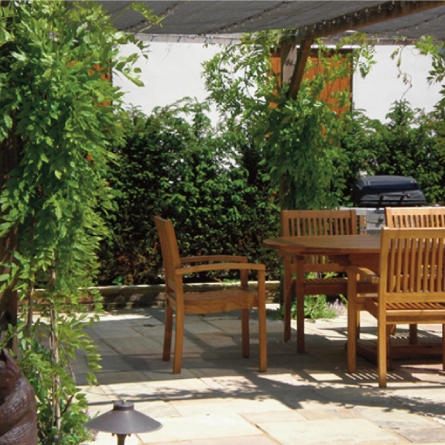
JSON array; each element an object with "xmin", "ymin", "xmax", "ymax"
[
  {"xmin": 296, "ymin": 256, "xmax": 305, "ymax": 353},
  {"xmin": 258, "ymin": 273, "xmax": 267, "ymax": 372},
  {"xmin": 442, "ymin": 324, "xmax": 445, "ymax": 372},
  {"xmin": 356, "ymin": 310, "xmax": 361, "ymax": 338},
  {"xmin": 241, "ymin": 308, "xmax": 250, "ymax": 358},
  {"xmin": 163, "ymin": 300, "xmax": 173, "ymax": 362},
  {"xmin": 409, "ymin": 324, "xmax": 418, "ymax": 345},
  {"xmin": 173, "ymin": 309, "xmax": 184, "ymax": 374},
  {"xmin": 378, "ymin": 320, "xmax": 388, "ymax": 388},
  {"xmin": 283, "ymin": 257, "xmax": 292, "ymax": 343}
]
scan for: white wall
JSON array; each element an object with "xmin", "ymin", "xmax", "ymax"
[
  {"xmin": 114, "ymin": 42, "xmax": 222, "ymax": 121},
  {"xmin": 114, "ymin": 42, "xmax": 442, "ymax": 123},
  {"xmin": 353, "ymin": 45, "xmax": 441, "ymax": 120}
]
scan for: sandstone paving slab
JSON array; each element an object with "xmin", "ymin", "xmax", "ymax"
[
  {"xmin": 256, "ymin": 371, "xmax": 308, "ymax": 387},
  {"xmin": 141, "ymin": 367, "xmax": 198, "ymax": 381},
  {"xmin": 272, "ymin": 383, "xmax": 406, "ymax": 411},
  {"xmin": 200, "ymin": 374, "xmax": 267, "ymax": 396},
  {"xmin": 100, "ymin": 336, "xmax": 165, "ymax": 356},
  {"xmin": 143, "ymin": 437, "xmax": 277, "ymax": 445},
  {"xmin": 111, "ymin": 315, "xmax": 163, "ymax": 327},
  {"xmin": 257, "ymin": 418, "xmax": 404, "ymax": 445},
  {"xmin": 90, "ymin": 324, "xmax": 145, "ymax": 339},
  {"xmin": 171, "ymin": 396, "xmax": 289, "ymax": 417},
  {"xmin": 305, "ymin": 370, "xmax": 346, "ymax": 383},
  {"xmin": 386, "ymin": 387, "xmax": 445, "ymax": 419},
  {"xmin": 188, "ymin": 332, "xmax": 241, "ymax": 350},
  {"xmin": 182, "ymin": 321, "xmax": 225, "ymax": 334},
  {"xmin": 146, "ymin": 376, "xmax": 219, "ymax": 401},
  {"xmin": 241, "ymin": 410, "xmax": 307, "ymax": 423},
  {"xmin": 296, "ymin": 406, "xmax": 363, "ymax": 421},
  {"xmin": 136, "ymin": 413, "xmax": 263, "ymax": 443},
  {"xmin": 94, "ymin": 370, "xmax": 151, "ymax": 386},
  {"xmin": 124, "ymin": 354, "xmax": 176, "ymax": 372},
  {"xmin": 101, "ymin": 380, "xmax": 161, "ymax": 400},
  {"xmin": 187, "ymin": 365, "xmax": 243, "ymax": 379},
  {"xmin": 85, "ymin": 431, "xmax": 140, "ymax": 445},
  {"xmin": 353, "ymin": 406, "xmax": 441, "ymax": 429},
  {"xmin": 131, "ymin": 323, "xmax": 165, "ymax": 338},
  {"xmin": 205, "ymin": 318, "xmax": 255, "ymax": 334},
  {"xmin": 262, "ymin": 318, "xmax": 287, "ymax": 334},
  {"xmin": 396, "ymin": 427, "xmax": 445, "ymax": 443}
]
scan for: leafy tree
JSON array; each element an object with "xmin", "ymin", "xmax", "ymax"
[
  {"xmin": 0, "ymin": 1, "xmax": 157, "ymax": 443},
  {"xmin": 415, "ymin": 36, "xmax": 445, "ymax": 158},
  {"xmin": 202, "ymin": 32, "xmax": 376, "ymax": 210}
]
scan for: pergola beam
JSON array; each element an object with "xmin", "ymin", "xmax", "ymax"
[
  {"xmin": 280, "ymin": 1, "xmax": 445, "ymax": 101},
  {"xmin": 282, "ymin": 1, "xmax": 445, "ymax": 45},
  {"xmin": 284, "ymin": 39, "xmax": 313, "ymax": 100}
]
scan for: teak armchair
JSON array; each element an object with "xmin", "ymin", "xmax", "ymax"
[
  {"xmin": 348, "ymin": 227, "xmax": 445, "ymax": 387},
  {"xmin": 155, "ymin": 216, "xmax": 267, "ymax": 374},
  {"xmin": 281, "ymin": 209, "xmax": 369, "ymax": 352}
]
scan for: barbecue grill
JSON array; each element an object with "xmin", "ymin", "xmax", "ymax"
[{"xmin": 345, "ymin": 175, "xmax": 427, "ymax": 234}]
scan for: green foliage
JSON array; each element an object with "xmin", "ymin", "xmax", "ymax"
[
  {"xmin": 273, "ymin": 294, "xmax": 345, "ymax": 321},
  {"xmin": 0, "ymin": 1, "xmax": 157, "ymax": 443},
  {"xmin": 99, "ymin": 99, "xmax": 281, "ymax": 284},
  {"xmin": 341, "ymin": 100, "xmax": 445, "ymax": 204},
  {"xmin": 202, "ymin": 32, "xmax": 376, "ymax": 210},
  {"xmin": 415, "ymin": 37, "xmax": 445, "ymax": 158}
]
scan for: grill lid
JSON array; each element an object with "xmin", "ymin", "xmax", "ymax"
[{"xmin": 352, "ymin": 175, "xmax": 426, "ymax": 207}]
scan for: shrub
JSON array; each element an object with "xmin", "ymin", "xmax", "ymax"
[
  {"xmin": 98, "ymin": 101, "xmax": 281, "ymax": 285},
  {"xmin": 341, "ymin": 100, "xmax": 445, "ymax": 204}
]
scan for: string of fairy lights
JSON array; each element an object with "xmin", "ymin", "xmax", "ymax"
[
  {"xmin": 209, "ymin": 1, "xmax": 292, "ymax": 35},
  {"xmin": 126, "ymin": 1, "xmax": 445, "ymax": 43}
]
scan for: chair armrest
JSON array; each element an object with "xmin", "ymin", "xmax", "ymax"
[
  {"xmin": 349, "ymin": 265, "xmax": 380, "ymax": 284},
  {"xmin": 180, "ymin": 255, "xmax": 248, "ymax": 264},
  {"xmin": 176, "ymin": 262, "xmax": 265, "ymax": 276}
]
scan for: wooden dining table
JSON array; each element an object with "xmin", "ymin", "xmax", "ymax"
[
  {"xmin": 263, "ymin": 234, "xmax": 381, "ymax": 271},
  {"xmin": 263, "ymin": 234, "xmax": 382, "ymax": 364}
]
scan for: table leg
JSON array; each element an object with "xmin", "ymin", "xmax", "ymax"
[
  {"xmin": 296, "ymin": 256, "xmax": 305, "ymax": 353},
  {"xmin": 347, "ymin": 269, "xmax": 357, "ymax": 373},
  {"xmin": 283, "ymin": 255, "xmax": 292, "ymax": 343}
]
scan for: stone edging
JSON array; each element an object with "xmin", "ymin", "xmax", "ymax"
[{"xmin": 91, "ymin": 281, "xmax": 281, "ymax": 310}]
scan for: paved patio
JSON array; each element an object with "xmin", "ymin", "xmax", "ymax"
[{"xmin": 77, "ymin": 305, "xmax": 445, "ymax": 445}]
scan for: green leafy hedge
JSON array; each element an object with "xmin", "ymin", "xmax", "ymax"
[
  {"xmin": 342, "ymin": 100, "xmax": 445, "ymax": 205},
  {"xmin": 99, "ymin": 98, "xmax": 445, "ymax": 285},
  {"xmin": 98, "ymin": 101, "xmax": 281, "ymax": 285}
]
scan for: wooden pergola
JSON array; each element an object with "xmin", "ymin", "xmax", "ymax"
[
  {"xmin": 2, "ymin": 0, "xmax": 445, "ymax": 341},
  {"xmin": 100, "ymin": 0, "xmax": 445, "ymax": 98}
]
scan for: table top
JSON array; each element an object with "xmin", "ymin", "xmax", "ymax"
[{"xmin": 263, "ymin": 234, "xmax": 381, "ymax": 255}]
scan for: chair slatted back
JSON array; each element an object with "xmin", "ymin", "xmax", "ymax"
[
  {"xmin": 386, "ymin": 207, "xmax": 445, "ymax": 229},
  {"xmin": 380, "ymin": 227, "xmax": 445, "ymax": 303},
  {"xmin": 281, "ymin": 210, "xmax": 358, "ymax": 273},
  {"xmin": 155, "ymin": 216, "xmax": 182, "ymax": 295}
]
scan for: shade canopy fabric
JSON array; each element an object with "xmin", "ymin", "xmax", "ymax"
[{"xmin": 98, "ymin": 1, "xmax": 445, "ymax": 43}]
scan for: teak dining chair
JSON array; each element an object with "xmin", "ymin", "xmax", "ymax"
[
  {"xmin": 155, "ymin": 216, "xmax": 267, "ymax": 374},
  {"xmin": 281, "ymin": 209, "xmax": 369, "ymax": 352},
  {"xmin": 385, "ymin": 206, "xmax": 445, "ymax": 344},
  {"xmin": 347, "ymin": 227, "xmax": 445, "ymax": 387},
  {"xmin": 385, "ymin": 206, "xmax": 445, "ymax": 230}
]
